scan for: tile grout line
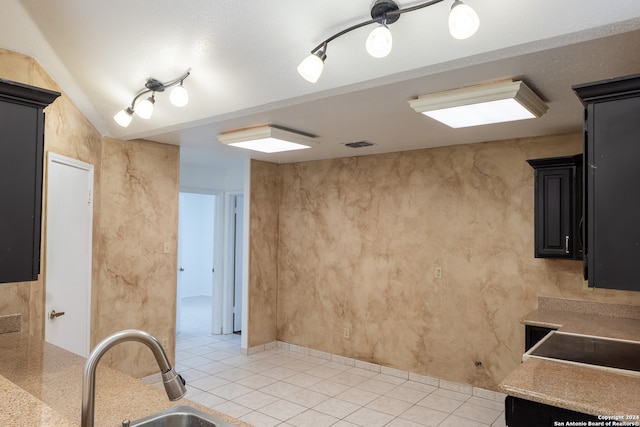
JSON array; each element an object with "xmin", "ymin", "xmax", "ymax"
[
  {"xmin": 247, "ymin": 340, "xmax": 506, "ymax": 403},
  {"xmin": 162, "ymin": 332, "xmax": 507, "ymax": 427}
]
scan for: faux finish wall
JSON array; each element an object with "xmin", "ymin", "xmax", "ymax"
[
  {"xmin": 248, "ymin": 161, "xmax": 279, "ymax": 347},
  {"xmin": 272, "ymin": 134, "xmax": 640, "ymax": 390},
  {"xmin": 0, "ymin": 49, "xmax": 179, "ymax": 378},
  {"xmin": 0, "ymin": 48, "xmax": 102, "ymax": 337},
  {"xmin": 96, "ymin": 137, "xmax": 179, "ymax": 376}
]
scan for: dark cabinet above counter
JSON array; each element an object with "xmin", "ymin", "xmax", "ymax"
[
  {"xmin": 527, "ymin": 154, "xmax": 582, "ymax": 260},
  {"xmin": 574, "ymin": 73, "xmax": 640, "ymax": 291},
  {"xmin": 0, "ymin": 79, "xmax": 60, "ymax": 283}
]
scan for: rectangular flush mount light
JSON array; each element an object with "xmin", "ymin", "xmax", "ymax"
[
  {"xmin": 408, "ymin": 80, "xmax": 548, "ymax": 128},
  {"xmin": 218, "ymin": 125, "xmax": 316, "ymax": 153}
]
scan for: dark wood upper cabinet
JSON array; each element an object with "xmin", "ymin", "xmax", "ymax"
[
  {"xmin": 527, "ymin": 154, "xmax": 583, "ymax": 259},
  {"xmin": 0, "ymin": 79, "xmax": 60, "ymax": 283},
  {"xmin": 573, "ymin": 73, "xmax": 640, "ymax": 291}
]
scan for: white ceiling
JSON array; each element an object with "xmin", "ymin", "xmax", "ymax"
[{"xmin": 3, "ymin": 0, "xmax": 640, "ymax": 167}]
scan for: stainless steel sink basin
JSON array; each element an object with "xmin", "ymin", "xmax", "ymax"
[{"xmin": 125, "ymin": 405, "xmax": 238, "ymax": 427}]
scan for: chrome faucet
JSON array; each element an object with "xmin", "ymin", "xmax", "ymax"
[{"xmin": 81, "ymin": 329, "xmax": 187, "ymax": 427}]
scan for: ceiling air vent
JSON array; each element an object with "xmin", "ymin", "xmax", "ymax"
[{"xmin": 344, "ymin": 141, "xmax": 374, "ymax": 148}]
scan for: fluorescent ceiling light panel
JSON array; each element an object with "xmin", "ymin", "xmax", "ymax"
[
  {"xmin": 218, "ymin": 125, "xmax": 316, "ymax": 153},
  {"xmin": 408, "ymin": 80, "xmax": 548, "ymax": 128}
]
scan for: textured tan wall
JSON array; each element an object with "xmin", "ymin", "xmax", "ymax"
[
  {"xmin": 96, "ymin": 137, "xmax": 179, "ymax": 376},
  {"xmin": 0, "ymin": 50, "xmax": 179, "ymax": 378},
  {"xmin": 0, "ymin": 48, "xmax": 102, "ymax": 337},
  {"xmin": 274, "ymin": 133, "xmax": 640, "ymax": 390},
  {"xmin": 248, "ymin": 160, "xmax": 280, "ymax": 347}
]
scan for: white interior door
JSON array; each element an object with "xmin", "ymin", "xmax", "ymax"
[{"xmin": 45, "ymin": 153, "xmax": 93, "ymax": 357}]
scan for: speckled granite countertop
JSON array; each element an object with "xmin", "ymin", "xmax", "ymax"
[
  {"xmin": 0, "ymin": 375, "xmax": 75, "ymax": 426},
  {"xmin": 499, "ymin": 297, "xmax": 640, "ymax": 416},
  {"xmin": 0, "ymin": 332, "xmax": 252, "ymax": 427}
]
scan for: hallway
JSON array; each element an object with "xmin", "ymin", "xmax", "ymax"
[{"xmin": 177, "ymin": 295, "xmax": 214, "ymax": 334}]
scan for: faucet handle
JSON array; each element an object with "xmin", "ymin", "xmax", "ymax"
[{"xmin": 121, "ymin": 420, "xmax": 130, "ymax": 427}]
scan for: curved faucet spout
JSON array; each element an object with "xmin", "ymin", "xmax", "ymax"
[{"xmin": 81, "ymin": 329, "xmax": 186, "ymax": 427}]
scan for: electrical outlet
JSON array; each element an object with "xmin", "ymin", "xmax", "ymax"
[
  {"xmin": 343, "ymin": 328, "xmax": 350, "ymax": 339},
  {"xmin": 163, "ymin": 241, "xmax": 170, "ymax": 254},
  {"xmin": 161, "ymin": 337, "xmax": 169, "ymax": 349},
  {"xmin": 434, "ymin": 266, "xmax": 442, "ymax": 279}
]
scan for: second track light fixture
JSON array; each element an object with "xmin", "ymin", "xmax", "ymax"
[
  {"xmin": 297, "ymin": 0, "xmax": 479, "ymax": 83},
  {"xmin": 114, "ymin": 70, "xmax": 191, "ymax": 127}
]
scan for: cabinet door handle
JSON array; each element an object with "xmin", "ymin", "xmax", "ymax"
[
  {"xmin": 578, "ymin": 217, "xmax": 584, "ymax": 252},
  {"xmin": 565, "ymin": 235, "xmax": 570, "ymax": 254}
]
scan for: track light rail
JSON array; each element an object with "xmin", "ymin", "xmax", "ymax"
[
  {"xmin": 308, "ymin": 0, "xmax": 444, "ymax": 56},
  {"xmin": 127, "ymin": 71, "xmax": 191, "ymax": 110},
  {"xmin": 113, "ymin": 70, "xmax": 191, "ymax": 127},
  {"xmin": 297, "ymin": 0, "xmax": 478, "ymax": 83}
]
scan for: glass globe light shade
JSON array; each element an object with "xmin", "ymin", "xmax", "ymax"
[
  {"xmin": 297, "ymin": 53, "xmax": 325, "ymax": 83},
  {"xmin": 114, "ymin": 108, "xmax": 133, "ymax": 127},
  {"xmin": 135, "ymin": 96, "xmax": 155, "ymax": 119},
  {"xmin": 449, "ymin": 0, "xmax": 480, "ymax": 40},
  {"xmin": 366, "ymin": 24, "xmax": 393, "ymax": 58},
  {"xmin": 170, "ymin": 85, "xmax": 189, "ymax": 107}
]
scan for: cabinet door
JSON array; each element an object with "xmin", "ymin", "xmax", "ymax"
[
  {"xmin": 534, "ymin": 167, "xmax": 573, "ymax": 258},
  {"xmin": 0, "ymin": 100, "xmax": 43, "ymax": 282},
  {"xmin": 588, "ymin": 96, "xmax": 640, "ymax": 290},
  {"xmin": 0, "ymin": 79, "xmax": 59, "ymax": 284},
  {"xmin": 505, "ymin": 396, "xmax": 598, "ymax": 427}
]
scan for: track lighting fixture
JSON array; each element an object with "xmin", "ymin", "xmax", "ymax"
[
  {"xmin": 113, "ymin": 70, "xmax": 191, "ymax": 127},
  {"xmin": 297, "ymin": 0, "xmax": 479, "ymax": 83}
]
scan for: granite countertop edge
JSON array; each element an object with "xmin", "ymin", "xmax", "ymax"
[
  {"xmin": 498, "ymin": 300, "xmax": 640, "ymax": 416},
  {"xmin": 500, "ymin": 358, "xmax": 640, "ymax": 416}
]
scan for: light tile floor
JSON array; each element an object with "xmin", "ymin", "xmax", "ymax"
[{"xmin": 145, "ymin": 332, "xmax": 507, "ymax": 427}]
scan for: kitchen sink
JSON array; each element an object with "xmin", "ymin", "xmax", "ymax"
[{"xmin": 125, "ymin": 405, "xmax": 238, "ymax": 427}]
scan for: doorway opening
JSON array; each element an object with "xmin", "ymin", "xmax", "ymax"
[
  {"xmin": 229, "ymin": 194, "xmax": 244, "ymax": 335},
  {"xmin": 176, "ymin": 191, "xmax": 244, "ymax": 337},
  {"xmin": 177, "ymin": 192, "xmax": 217, "ymax": 335}
]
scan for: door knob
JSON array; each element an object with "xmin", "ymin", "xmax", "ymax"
[
  {"xmin": 49, "ymin": 310, "xmax": 65, "ymax": 320},
  {"xmin": 179, "ymin": 267, "xmax": 184, "ymax": 272}
]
